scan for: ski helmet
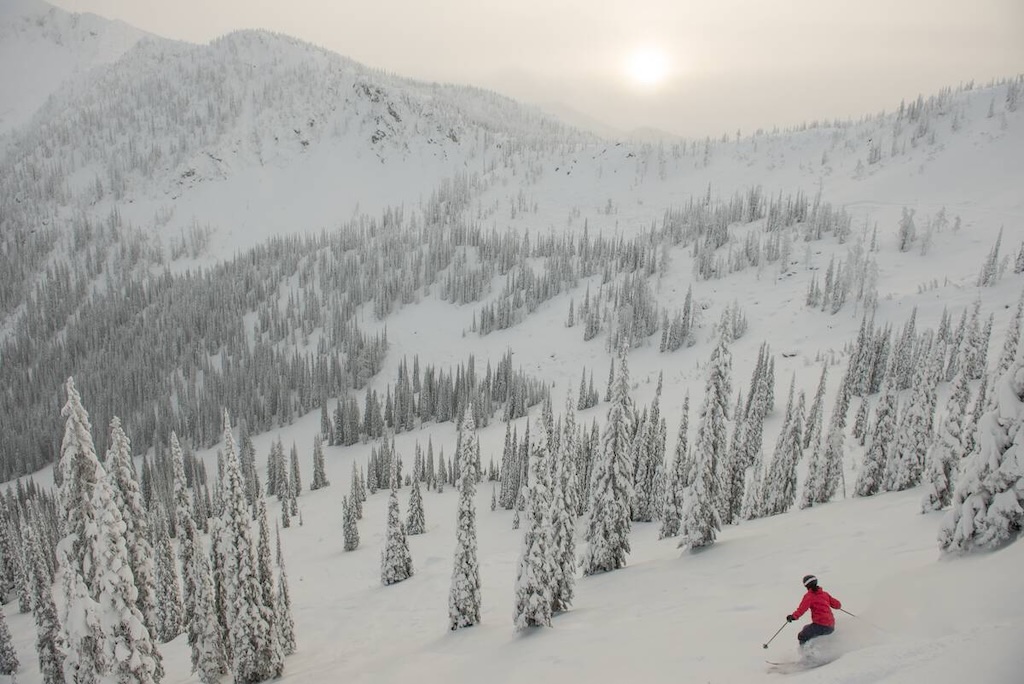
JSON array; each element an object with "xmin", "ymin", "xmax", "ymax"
[{"xmin": 802, "ymin": 574, "xmax": 818, "ymax": 589}]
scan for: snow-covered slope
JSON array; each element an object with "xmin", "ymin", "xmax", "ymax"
[{"xmin": 0, "ymin": 0, "xmax": 149, "ymax": 136}]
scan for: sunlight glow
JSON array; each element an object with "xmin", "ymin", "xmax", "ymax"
[{"xmin": 624, "ymin": 45, "xmax": 671, "ymax": 89}]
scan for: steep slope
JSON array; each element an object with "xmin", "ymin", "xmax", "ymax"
[{"xmin": 0, "ymin": 0, "xmax": 149, "ymax": 136}]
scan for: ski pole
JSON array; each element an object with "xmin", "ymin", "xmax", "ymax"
[
  {"xmin": 762, "ymin": 622, "xmax": 788, "ymax": 649},
  {"xmin": 839, "ymin": 607, "xmax": 886, "ymax": 632}
]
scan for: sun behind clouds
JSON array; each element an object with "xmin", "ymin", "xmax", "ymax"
[{"xmin": 623, "ymin": 44, "xmax": 672, "ymax": 89}]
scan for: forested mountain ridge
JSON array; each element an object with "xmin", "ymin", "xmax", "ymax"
[{"xmin": 0, "ymin": 0, "xmax": 149, "ymax": 136}]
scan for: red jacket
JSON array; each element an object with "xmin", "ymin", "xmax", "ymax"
[{"xmin": 792, "ymin": 588, "xmax": 841, "ymax": 627}]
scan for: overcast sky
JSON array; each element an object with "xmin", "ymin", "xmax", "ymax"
[{"xmin": 51, "ymin": 0, "xmax": 1024, "ymax": 138}]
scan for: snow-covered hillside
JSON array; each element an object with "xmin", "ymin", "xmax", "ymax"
[
  {"xmin": 0, "ymin": 6, "xmax": 1023, "ymax": 684},
  {"xmin": 0, "ymin": 0, "xmax": 148, "ymax": 136}
]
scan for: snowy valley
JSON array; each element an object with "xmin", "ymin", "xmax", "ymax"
[{"xmin": 0, "ymin": 2, "xmax": 1023, "ymax": 684}]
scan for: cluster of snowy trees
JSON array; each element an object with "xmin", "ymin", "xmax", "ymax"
[
  {"xmin": 938, "ymin": 292, "xmax": 1024, "ymax": 552},
  {"xmin": 849, "ymin": 300, "xmax": 999, "ymax": 501},
  {"xmin": 21, "ymin": 378, "xmax": 298, "ymax": 684},
  {"xmin": 322, "ymin": 352, "xmax": 547, "ymax": 446}
]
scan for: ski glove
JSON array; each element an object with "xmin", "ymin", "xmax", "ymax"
[{"xmin": 786, "ymin": 615, "xmax": 795, "ymax": 623}]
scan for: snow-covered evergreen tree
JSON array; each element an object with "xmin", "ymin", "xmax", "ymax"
[
  {"xmin": 698, "ymin": 335, "xmax": 733, "ymax": 520},
  {"xmin": 741, "ymin": 454, "xmax": 765, "ymax": 520},
  {"xmin": 762, "ymin": 386, "xmax": 804, "ymax": 516},
  {"xmin": 852, "ymin": 398, "xmax": 870, "ymax": 446},
  {"xmin": 56, "ymin": 377, "xmax": 105, "ymax": 684},
  {"xmin": 350, "ymin": 462, "xmax": 363, "ymax": 520},
  {"xmin": 722, "ymin": 395, "xmax": 747, "ymax": 525},
  {"xmin": 275, "ymin": 530, "xmax": 296, "ymax": 656},
  {"xmin": 513, "ymin": 421, "xmax": 554, "ymax": 630},
  {"xmin": 28, "ymin": 525, "xmax": 65, "ymax": 684},
  {"xmin": 290, "ymin": 443, "xmax": 302, "ymax": 499},
  {"xmin": 342, "ymin": 496, "xmax": 359, "ymax": 552},
  {"xmin": 152, "ymin": 512, "xmax": 183, "ymax": 643},
  {"xmin": 922, "ymin": 362, "xmax": 972, "ymax": 512},
  {"xmin": 679, "ymin": 335, "xmax": 733, "ymax": 546},
  {"xmin": 190, "ymin": 543, "xmax": 226, "ymax": 684},
  {"xmin": 92, "ymin": 473, "xmax": 164, "ymax": 684},
  {"xmin": 105, "ymin": 417, "xmax": 159, "ymax": 635},
  {"xmin": 0, "ymin": 605, "xmax": 18, "ymax": 675},
  {"xmin": 406, "ymin": 479, "xmax": 426, "ymax": 535},
  {"xmin": 266, "ymin": 439, "xmax": 284, "ymax": 498},
  {"xmin": 856, "ymin": 380, "xmax": 898, "ymax": 497},
  {"xmin": 630, "ymin": 410, "xmax": 657, "ymax": 522},
  {"xmin": 449, "ymin": 408, "xmax": 482, "ymax": 630},
  {"xmin": 561, "ymin": 392, "xmax": 582, "ymax": 522},
  {"xmin": 220, "ymin": 410, "xmax": 281, "ymax": 683},
  {"xmin": 381, "ymin": 465, "xmax": 413, "ymax": 585},
  {"xmin": 885, "ymin": 342, "xmax": 939, "ymax": 491},
  {"xmin": 996, "ymin": 290, "xmax": 1024, "ymax": 377},
  {"xmin": 170, "ymin": 431, "xmax": 199, "ymax": 643},
  {"xmin": 803, "ymin": 365, "xmax": 827, "ymax": 450},
  {"xmin": 310, "ymin": 435, "xmax": 330, "ymax": 491},
  {"xmin": 802, "ymin": 370, "xmax": 852, "ymax": 507},
  {"xmin": 581, "ymin": 347, "xmax": 633, "ymax": 575},
  {"xmin": 253, "ymin": 494, "xmax": 283, "ymax": 679},
  {"xmin": 659, "ymin": 394, "xmax": 689, "ymax": 539},
  {"xmin": 550, "ymin": 398, "xmax": 577, "ymax": 614},
  {"xmin": 939, "ymin": 348, "xmax": 1024, "ymax": 552}
]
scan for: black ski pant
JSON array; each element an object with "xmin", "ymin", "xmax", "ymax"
[{"xmin": 797, "ymin": 623, "xmax": 834, "ymax": 644}]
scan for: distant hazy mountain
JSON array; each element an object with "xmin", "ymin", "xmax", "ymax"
[
  {"xmin": 1, "ymin": 24, "xmax": 589, "ymax": 259},
  {"xmin": 0, "ymin": 0, "xmax": 150, "ymax": 135}
]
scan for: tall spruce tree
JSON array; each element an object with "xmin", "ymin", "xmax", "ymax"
[
  {"xmin": 381, "ymin": 459, "xmax": 413, "ymax": 585},
  {"xmin": 92, "ymin": 473, "xmax": 164, "ymax": 684},
  {"xmin": 153, "ymin": 512, "xmax": 183, "ymax": 643},
  {"xmin": 763, "ymin": 386, "xmax": 804, "ymax": 516},
  {"xmin": 722, "ymin": 392, "xmax": 747, "ymax": 525},
  {"xmin": 56, "ymin": 377, "xmax": 105, "ymax": 684},
  {"xmin": 659, "ymin": 394, "xmax": 689, "ymax": 539},
  {"xmin": 802, "ymin": 370, "xmax": 851, "ymax": 507},
  {"xmin": 290, "ymin": 443, "xmax": 302, "ymax": 499},
  {"xmin": 741, "ymin": 453, "xmax": 766, "ymax": 520},
  {"xmin": 995, "ymin": 290, "xmax": 1023, "ymax": 376},
  {"xmin": 253, "ymin": 495, "xmax": 284, "ymax": 679},
  {"xmin": 105, "ymin": 417, "xmax": 159, "ymax": 635},
  {"xmin": 170, "ymin": 432, "xmax": 199, "ymax": 639},
  {"xmin": 28, "ymin": 525, "xmax": 65, "ymax": 684},
  {"xmin": 220, "ymin": 411, "xmax": 280, "ymax": 683},
  {"xmin": 0, "ymin": 605, "xmax": 17, "ymax": 675},
  {"xmin": 856, "ymin": 380, "xmax": 898, "ymax": 497},
  {"xmin": 581, "ymin": 347, "xmax": 634, "ymax": 575},
  {"xmin": 406, "ymin": 479, "xmax": 426, "ymax": 535},
  {"xmin": 630, "ymin": 410, "xmax": 657, "ymax": 522},
  {"xmin": 696, "ymin": 334, "xmax": 733, "ymax": 521},
  {"xmin": 190, "ymin": 544, "xmax": 226, "ymax": 684},
  {"xmin": 342, "ymin": 496, "xmax": 359, "ymax": 552},
  {"xmin": 513, "ymin": 421, "xmax": 555, "ymax": 630},
  {"xmin": 922, "ymin": 362, "xmax": 972, "ymax": 512},
  {"xmin": 449, "ymin": 408, "xmax": 482, "ymax": 630},
  {"xmin": 310, "ymin": 435, "xmax": 329, "ymax": 491},
  {"xmin": 885, "ymin": 341, "xmax": 940, "ymax": 491},
  {"xmin": 551, "ymin": 397, "xmax": 578, "ymax": 614},
  {"xmin": 275, "ymin": 529, "xmax": 296, "ymax": 656}
]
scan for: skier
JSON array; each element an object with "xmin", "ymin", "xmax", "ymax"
[{"xmin": 786, "ymin": 575, "xmax": 841, "ymax": 646}]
